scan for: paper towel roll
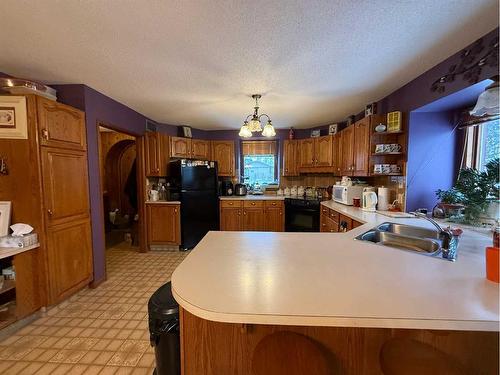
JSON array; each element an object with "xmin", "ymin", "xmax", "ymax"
[{"xmin": 377, "ymin": 187, "xmax": 389, "ymax": 211}]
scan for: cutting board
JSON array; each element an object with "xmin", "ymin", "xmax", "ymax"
[{"xmin": 377, "ymin": 211, "xmax": 415, "ymax": 218}]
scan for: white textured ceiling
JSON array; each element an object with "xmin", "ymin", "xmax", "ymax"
[{"xmin": 0, "ymin": 1, "xmax": 498, "ymax": 130}]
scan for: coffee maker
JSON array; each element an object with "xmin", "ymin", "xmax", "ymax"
[{"xmin": 221, "ymin": 180, "xmax": 234, "ymax": 196}]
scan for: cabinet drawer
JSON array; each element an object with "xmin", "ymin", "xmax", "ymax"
[
  {"xmin": 243, "ymin": 200, "xmax": 265, "ymax": 208},
  {"xmin": 321, "ymin": 206, "xmax": 329, "ymax": 216},
  {"xmin": 328, "ymin": 209, "xmax": 340, "ymax": 222},
  {"xmin": 265, "ymin": 200, "xmax": 283, "ymax": 208},
  {"xmin": 220, "ymin": 200, "xmax": 243, "ymax": 208}
]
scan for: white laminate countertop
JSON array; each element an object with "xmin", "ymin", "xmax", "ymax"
[
  {"xmin": 219, "ymin": 195, "xmax": 285, "ymax": 200},
  {"xmin": 0, "ymin": 243, "xmax": 40, "ymax": 260},
  {"xmin": 145, "ymin": 200, "xmax": 181, "ymax": 205},
  {"xmin": 172, "ymin": 201, "xmax": 499, "ymax": 331}
]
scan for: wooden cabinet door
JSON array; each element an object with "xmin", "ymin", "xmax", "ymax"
[
  {"xmin": 46, "ymin": 219, "xmax": 93, "ymax": 303},
  {"xmin": 37, "ymin": 97, "xmax": 86, "ymax": 151},
  {"xmin": 146, "ymin": 204, "xmax": 181, "ymax": 244},
  {"xmin": 315, "ymin": 135, "xmax": 333, "ymax": 166},
  {"xmin": 299, "ymin": 138, "xmax": 315, "ymax": 168},
  {"xmin": 211, "ymin": 141, "xmax": 235, "ymax": 176},
  {"xmin": 339, "ymin": 214, "xmax": 353, "ymax": 232},
  {"xmin": 353, "ymin": 118, "xmax": 370, "ymax": 176},
  {"xmin": 13, "ymin": 249, "xmax": 42, "ymax": 319},
  {"xmin": 191, "ymin": 139, "xmax": 210, "ymax": 160},
  {"xmin": 41, "ymin": 148, "xmax": 90, "ymax": 226},
  {"xmin": 282, "ymin": 140, "xmax": 299, "ymax": 176},
  {"xmin": 332, "ymin": 134, "xmax": 341, "ymax": 175},
  {"xmin": 171, "ymin": 136, "xmax": 192, "ymax": 158},
  {"xmin": 243, "ymin": 208, "xmax": 266, "ymax": 231},
  {"xmin": 145, "ymin": 132, "xmax": 161, "ymax": 176},
  {"xmin": 320, "ymin": 206, "xmax": 329, "ymax": 232},
  {"xmin": 265, "ymin": 201, "xmax": 284, "ymax": 232},
  {"xmin": 220, "ymin": 207, "xmax": 242, "ymax": 231},
  {"xmin": 144, "ymin": 132, "xmax": 169, "ymax": 176},
  {"xmin": 340, "ymin": 125, "xmax": 354, "ymax": 176}
]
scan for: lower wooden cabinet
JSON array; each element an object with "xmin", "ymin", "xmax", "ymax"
[
  {"xmin": 220, "ymin": 200, "xmax": 284, "ymax": 232},
  {"xmin": 46, "ymin": 219, "xmax": 93, "ymax": 303},
  {"xmin": 320, "ymin": 206, "xmax": 362, "ymax": 233},
  {"xmin": 146, "ymin": 203, "xmax": 181, "ymax": 245}
]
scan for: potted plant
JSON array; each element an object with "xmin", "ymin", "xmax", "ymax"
[{"xmin": 435, "ymin": 188, "xmax": 465, "ymax": 218}]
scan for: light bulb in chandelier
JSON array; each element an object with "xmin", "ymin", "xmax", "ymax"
[
  {"xmin": 238, "ymin": 122, "xmax": 252, "ymax": 138},
  {"xmin": 262, "ymin": 121, "xmax": 276, "ymax": 137}
]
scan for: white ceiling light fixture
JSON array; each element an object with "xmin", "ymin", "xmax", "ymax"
[
  {"xmin": 239, "ymin": 95, "xmax": 276, "ymax": 138},
  {"xmin": 470, "ymin": 77, "xmax": 500, "ymax": 117}
]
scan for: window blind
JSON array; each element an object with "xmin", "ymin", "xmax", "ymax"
[{"xmin": 241, "ymin": 141, "xmax": 277, "ymax": 155}]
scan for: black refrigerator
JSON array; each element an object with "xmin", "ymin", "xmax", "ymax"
[{"xmin": 168, "ymin": 159, "xmax": 219, "ymax": 250}]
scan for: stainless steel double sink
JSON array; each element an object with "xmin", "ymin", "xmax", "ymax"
[{"xmin": 355, "ymin": 222, "xmax": 443, "ymax": 257}]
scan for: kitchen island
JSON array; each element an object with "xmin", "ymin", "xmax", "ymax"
[{"xmin": 172, "ymin": 203, "xmax": 499, "ymax": 374}]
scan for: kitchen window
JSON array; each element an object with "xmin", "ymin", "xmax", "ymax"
[
  {"xmin": 463, "ymin": 118, "xmax": 499, "ymax": 170},
  {"xmin": 241, "ymin": 141, "xmax": 278, "ymax": 186}
]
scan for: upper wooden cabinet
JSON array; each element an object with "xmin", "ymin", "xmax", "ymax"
[
  {"xmin": 191, "ymin": 139, "xmax": 211, "ymax": 159},
  {"xmin": 299, "ymin": 135, "xmax": 334, "ymax": 170},
  {"xmin": 282, "ymin": 140, "xmax": 299, "ymax": 176},
  {"xmin": 332, "ymin": 133, "xmax": 341, "ymax": 174},
  {"xmin": 211, "ymin": 141, "xmax": 235, "ymax": 176},
  {"xmin": 340, "ymin": 125, "xmax": 355, "ymax": 176},
  {"xmin": 315, "ymin": 135, "xmax": 333, "ymax": 166},
  {"xmin": 144, "ymin": 132, "xmax": 169, "ymax": 176},
  {"xmin": 170, "ymin": 136, "xmax": 191, "ymax": 158},
  {"xmin": 299, "ymin": 138, "xmax": 315, "ymax": 168},
  {"xmin": 353, "ymin": 117, "xmax": 371, "ymax": 176},
  {"xmin": 37, "ymin": 97, "xmax": 86, "ymax": 151},
  {"xmin": 146, "ymin": 203, "xmax": 181, "ymax": 245}
]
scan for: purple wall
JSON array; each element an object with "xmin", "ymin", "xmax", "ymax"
[{"xmin": 405, "ymin": 111, "xmax": 460, "ymax": 212}]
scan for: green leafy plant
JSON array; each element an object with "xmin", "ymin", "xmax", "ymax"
[
  {"xmin": 453, "ymin": 158, "xmax": 499, "ymax": 223},
  {"xmin": 435, "ymin": 188, "xmax": 464, "ymax": 204}
]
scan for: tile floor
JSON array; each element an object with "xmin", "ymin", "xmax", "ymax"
[{"xmin": 0, "ymin": 243, "xmax": 187, "ymax": 374}]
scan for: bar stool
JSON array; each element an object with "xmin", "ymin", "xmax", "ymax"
[
  {"xmin": 252, "ymin": 331, "xmax": 333, "ymax": 375},
  {"xmin": 380, "ymin": 338, "xmax": 467, "ymax": 375}
]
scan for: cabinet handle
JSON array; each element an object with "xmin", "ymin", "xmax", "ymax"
[
  {"xmin": 174, "ymin": 208, "xmax": 178, "ymax": 213},
  {"xmin": 251, "ymin": 202, "xmax": 255, "ymax": 206},
  {"xmin": 243, "ymin": 211, "xmax": 247, "ymax": 215},
  {"xmin": 237, "ymin": 210, "xmax": 241, "ymax": 216},
  {"xmin": 41, "ymin": 129, "xmax": 49, "ymax": 140},
  {"xmin": 47, "ymin": 209, "xmax": 53, "ymax": 215},
  {"xmin": 279, "ymin": 211, "xmax": 282, "ymax": 215},
  {"xmin": 156, "ymin": 168, "xmax": 160, "ymax": 172}
]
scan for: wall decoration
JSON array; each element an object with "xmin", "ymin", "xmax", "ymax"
[
  {"xmin": 0, "ymin": 201, "xmax": 12, "ymax": 236},
  {"xmin": 328, "ymin": 124, "xmax": 339, "ymax": 135},
  {"xmin": 310, "ymin": 129, "xmax": 321, "ymax": 138},
  {"xmin": 182, "ymin": 126, "xmax": 192, "ymax": 138},
  {"xmin": 431, "ymin": 36, "xmax": 499, "ymax": 93},
  {"xmin": 0, "ymin": 96, "xmax": 27, "ymax": 139},
  {"xmin": 0, "ymin": 156, "xmax": 8, "ymax": 175},
  {"xmin": 387, "ymin": 111, "xmax": 402, "ymax": 132},
  {"xmin": 0, "ymin": 107, "xmax": 15, "ymax": 128},
  {"xmin": 365, "ymin": 102, "xmax": 377, "ymax": 117}
]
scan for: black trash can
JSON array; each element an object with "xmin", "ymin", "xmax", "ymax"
[{"xmin": 148, "ymin": 281, "xmax": 180, "ymax": 375}]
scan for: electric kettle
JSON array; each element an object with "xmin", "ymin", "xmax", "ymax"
[{"xmin": 362, "ymin": 191, "xmax": 378, "ymax": 212}]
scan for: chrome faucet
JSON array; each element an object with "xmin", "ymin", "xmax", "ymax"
[{"xmin": 410, "ymin": 212, "xmax": 460, "ymax": 261}]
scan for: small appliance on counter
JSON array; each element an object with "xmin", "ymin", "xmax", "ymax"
[
  {"xmin": 221, "ymin": 180, "xmax": 234, "ymax": 196},
  {"xmin": 362, "ymin": 188, "xmax": 378, "ymax": 212},
  {"xmin": 333, "ymin": 183, "xmax": 364, "ymax": 206},
  {"xmin": 234, "ymin": 183, "xmax": 248, "ymax": 196},
  {"xmin": 377, "ymin": 187, "xmax": 390, "ymax": 211}
]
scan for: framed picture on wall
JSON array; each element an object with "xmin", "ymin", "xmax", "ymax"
[
  {"xmin": 0, "ymin": 96, "xmax": 27, "ymax": 139},
  {"xmin": 328, "ymin": 124, "xmax": 339, "ymax": 135},
  {"xmin": 182, "ymin": 126, "xmax": 192, "ymax": 138},
  {"xmin": 0, "ymin": 201, "xmax": 12, "ymax": 236},
  {"xmin": 310, "ymin": 129, "xmax": 321, "ymax": 138}
]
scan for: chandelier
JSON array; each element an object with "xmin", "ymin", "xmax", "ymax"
[{"xmin": 239, "ymin": 94, "xmax": 276, "ymax": 138}]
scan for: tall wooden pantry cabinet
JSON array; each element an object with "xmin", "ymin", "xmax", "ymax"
[{"xmin": 0, "ymin": 95, "xmax": 93, "ymax": 308}]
